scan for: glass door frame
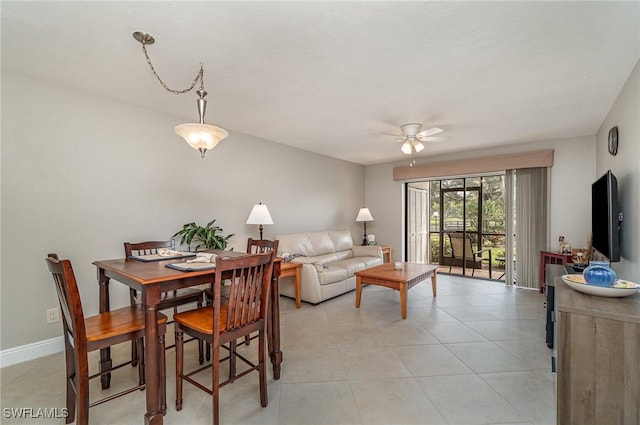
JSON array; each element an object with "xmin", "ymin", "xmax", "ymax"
[
  {"xmin": 438, "ymin": 182, "xmax": 482, "ymax": 276},
  {"xmin": 405, "ymin": 173, "xmax": 507, "ymax": 281}
]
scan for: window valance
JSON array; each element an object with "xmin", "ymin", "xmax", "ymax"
[{"xmin": 393, "ymin": 149, "xmax": 554, "ymax": 181}]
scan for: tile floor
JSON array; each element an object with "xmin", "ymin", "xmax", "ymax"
[{"xmin": 0, "ymin": 274, "xmax": 556, "ymax": 424}]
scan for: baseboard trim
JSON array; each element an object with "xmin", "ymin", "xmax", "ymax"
[{"xmin": 0, "ymin": 336, "xmax": 64, "ymax": 368}]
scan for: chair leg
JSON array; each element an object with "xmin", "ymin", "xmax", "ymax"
[
  {"xmin": 175, "ymin": 327, "xmax": 184, "ymax": 411},
  {"xmin": 258, "ymin": 330, "xmax": 268, "ymax": 408},
  {"xmin": 229, "ymin": 340, "xmax": 236, "ymax": 382},
  {"xmin": 64, "ymin": 343, "xmax": 76, "ymax": 424},
  {"xmin": 131, "ymin": 340, "xmax": 139, "ymax": 367},
  {"xmin": 76, "ymin": 368, "xmax": 90, "ymax": 425},
  {"xmin": 137, "ymin": 338, "xmax": 145, "ymax": 386},
  {"xmin": 159, "ymin": 333, "xmax": 167, "ymax": 415},
  {"xmin": 197, "ymin": 299, "xmax": 204, "ymax": 365},
  {"xmin": 130, "ymin": 288, "xmax": 139, "ymax": 367},
  {"xmin": 65, "ymin": 378, "xmax": 75, "ymax": 424},
  {"xmin": 212, "ymin": 344, "xmax": 220, "ymax": 425}
]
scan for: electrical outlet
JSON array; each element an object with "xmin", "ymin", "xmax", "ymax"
[{"xmin": 46, "ymin": 308, "xmax": 60, "ymax": 324}]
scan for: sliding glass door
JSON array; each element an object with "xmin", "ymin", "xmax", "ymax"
[{"xmin": 407, "ymin": 174, "xmax": 506, "ymax": 281}]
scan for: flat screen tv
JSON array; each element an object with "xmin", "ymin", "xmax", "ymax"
[{"xmin": 591, "ymin": 170, "xmax": 621, "ymax": 262}]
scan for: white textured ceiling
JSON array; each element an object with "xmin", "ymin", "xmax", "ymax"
[{"xmin": 2, "ymin": 1, "xmax": 639, "ymax": 165}]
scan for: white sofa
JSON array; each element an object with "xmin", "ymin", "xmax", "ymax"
[{"xmin": 275, "ymin": 230, "xmax": 383, "ymax": 304}]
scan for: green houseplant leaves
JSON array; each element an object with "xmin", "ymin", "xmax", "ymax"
[{"xmin": 172, "ymin": 220, "xmax": 234, "ymax": 251}]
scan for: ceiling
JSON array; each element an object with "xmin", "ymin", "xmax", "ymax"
[{"xmin": 2, "ymin": 2, "xmax": 639, "ymax": 165}]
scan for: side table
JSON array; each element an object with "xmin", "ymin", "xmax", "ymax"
[
  {"xmin": 539, "ymin": 251, "xmax": 573, "ymax": 293},
  {"xmin": 379, "ymin": 246, "xmax": 392, "ymax": 263},
  {"xmin": 279, "ymin": 261, "xmax": 302, "ymax": 308}
]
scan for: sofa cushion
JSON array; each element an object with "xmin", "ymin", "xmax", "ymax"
[
  {"xmin": 307, "ymin": 231, "xmax": 336, "ymax": 256},
  {"xmin": 277, "ymin": 232, "xmax": 314, "ymax": 257},
  {"xmin": 318, "ymin": 267, "xmax": 348, "ymax": 285},
  {"xmin": 329, "ymin": 258, "xmax": 369, "ymax": 276},
  {"xmin": 334, "ymin": 250, "xmax": 353, "ymax": 261},
  {"xmin": 360, "ymin": 256, "xmax": 383, "ymax": 268},
  {"xmin": 329, "ymin": 230, "xmax": 354, "ymax": 252}
]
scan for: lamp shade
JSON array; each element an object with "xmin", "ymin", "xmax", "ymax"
[
  {"xmin": 246, "ymin": 203, "xmax": 274, "ymax": 225},
  {"xmin": 401, "ymin": 140, "xmax": 413, "ymax": 155},
  {"xmin": 174, "ymin": 123, "xmax": 229, "ymax": 157},
  {"xmin": 356, "ymin": 208, "xmax": 374, "ymax": 222}
]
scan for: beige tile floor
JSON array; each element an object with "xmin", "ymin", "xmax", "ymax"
[{"xmin": 0, "ymin": 274, "xmax": 556, "ymax": 424}]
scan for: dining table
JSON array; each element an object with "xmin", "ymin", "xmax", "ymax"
[{"xmin": 93, "ymin": 250, "xmax": 283, "ymax": 425}]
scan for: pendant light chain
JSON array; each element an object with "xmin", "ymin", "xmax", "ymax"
[
  {"xmin": 140, "ymin": 43, "xmax": 203, "ymax": 95},
  {"xmin": 134, "ymin": 31, "xmax": 228, "ymax": 158}
]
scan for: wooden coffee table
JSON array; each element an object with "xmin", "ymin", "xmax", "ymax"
[{"xmin": 355, "ymin": 262, "xmax": 438, "ymax": 319}]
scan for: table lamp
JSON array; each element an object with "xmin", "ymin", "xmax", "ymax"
[
  {"xmin": 246, "ymin": 203, "xmax": 273, "ymax": 240},
  {"xmin": 356, "ymin": 207, "xmax": 374, "ymax": 246}
]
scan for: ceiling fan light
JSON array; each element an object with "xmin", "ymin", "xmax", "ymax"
[
  {"xmin": 414, "ymin": 141, "xmax": 425, "ymax": 153},
  {"xmin": 401, "ymin": 140, "xmax": 413, "ymax": 155}
]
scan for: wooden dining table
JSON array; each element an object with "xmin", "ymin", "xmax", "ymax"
[{"xmin": 93, "ymin": 250, "xmax": 283, "ymax": 425}]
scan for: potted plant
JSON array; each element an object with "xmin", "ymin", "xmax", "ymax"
[{"xmin": 172, "ymin": 219, "xmax": 234, "ymax": 251}]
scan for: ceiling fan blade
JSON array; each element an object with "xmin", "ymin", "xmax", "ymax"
[
  {"xmin": 417, "ymin": 127, "xmax": 443, "ymax": 138},
  {"xmin": 382, "ymin": 131, "xmax": 402, "ymax": 137},
  {"xmin": 420, "ymin": 136, "xmax": 448, "ymax": 142}
]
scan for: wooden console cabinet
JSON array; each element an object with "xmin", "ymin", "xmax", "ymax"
[
  {"xmin": 556, "ymin": 280, "xmax": 640, "ymax": 425},
  {"xmin": 539, "ymin": 251, "xmax": 573, "ymax": 292}
]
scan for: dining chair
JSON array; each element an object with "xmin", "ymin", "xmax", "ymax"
[
  {"xmin": 205, "ymin": 238, "xmax": 279, "ymax": 351},
  {"xmin": 124, "ymin": 241, "xmax": 205, "ymax": 365},
  {"xmin": 174, "ymin": 251, "xmax": 275, "ymax": 425},
  {"xmin": 45, "ymin": 253, "xmax": 167, "ymax": 425},
  {"xmin": 240, "ymin": 238, "xmax": 279, "ymax": 346},
  {"xmin": 246, "ymin": 238, "xmax": 279, "ymax": 255}
]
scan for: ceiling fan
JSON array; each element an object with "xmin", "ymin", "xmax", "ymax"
[{"xmin": 393, "ymin": 123, "xmax": 446, "ymax": 155}]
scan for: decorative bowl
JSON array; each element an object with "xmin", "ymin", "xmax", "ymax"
[{"xmin": 561, "ymin": 274, "xmax": 640, "ymax": 298}]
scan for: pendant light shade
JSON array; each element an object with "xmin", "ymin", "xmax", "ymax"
[{"xmin": 174, "ymin": 123, "xmax": 228, "ymax": 158}]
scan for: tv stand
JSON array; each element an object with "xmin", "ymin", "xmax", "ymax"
[{"xmin": 556, "ymin": 279, "xmax": 640, "ymax": 424}]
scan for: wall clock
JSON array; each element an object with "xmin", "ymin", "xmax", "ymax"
[{"xmin": 608, "ymin": 126, "xmax": 618, "ymax": 156}]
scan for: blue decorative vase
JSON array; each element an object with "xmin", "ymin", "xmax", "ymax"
[{"xmin": 583, "ymin": 261, "xmax": 617, "ymax": 287}]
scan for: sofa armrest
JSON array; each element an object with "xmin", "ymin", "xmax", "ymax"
[{"xmin": 352, "ymin": 245, "xmax": 383, "ymax": 260}]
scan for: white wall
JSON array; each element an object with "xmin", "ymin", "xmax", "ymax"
[
  {"xmin": 595, "ymin": 60, "xmax": 640, "ymax": 281},
  {"xmin": 0, "ymin": 71, "xmax": 365, "ymax": 351},
  {"xmin": 365, "ymin": 136, "xmax": 596, "ymax": 263}
]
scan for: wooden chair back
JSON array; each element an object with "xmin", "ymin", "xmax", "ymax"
[
  {"xmin": 215, "ymin": 252, "xmax": 275, "ymax": 334},
  {"xmin": 124, "ymin": 240, "xmax": 174, "ymax": 257},
  {"xmin": 46, "ymin": 253, "xmax": 88, "ymax": 371},
  {"xmin": 246, "ymin": 238, "xmax": 279, "ymax": 255}
]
